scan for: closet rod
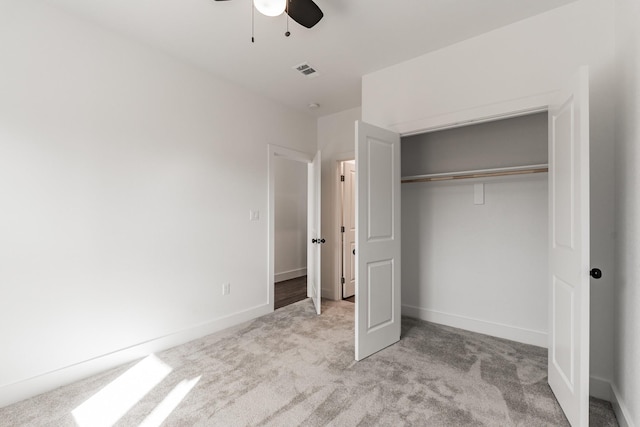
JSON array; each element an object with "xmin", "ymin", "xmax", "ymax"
[{"xmin": 402, "ymin": 164, "xmax": 548, "ymax": 184}]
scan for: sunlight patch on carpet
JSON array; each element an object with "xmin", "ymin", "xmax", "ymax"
[
  {"xmin": 139, "ymin": 375, "xmax": 202, "ymax": 427},
  {"xmin": 72, "ymin": 354, "xmax": 172, "ymax": 427}
]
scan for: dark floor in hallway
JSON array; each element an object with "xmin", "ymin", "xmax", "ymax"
[{"xmin": 274, "ymin": 275, "xmax": 307, "ymax": 309}]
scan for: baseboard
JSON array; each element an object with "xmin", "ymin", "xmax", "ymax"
[
  {"xmin": 402, "ymin": 305, "xmax": 547, "ymax": 348},
  {"xmin": 274, "ymin": 267, "xmax": 307, "ymax": 283},
  {"xmin": 0, "ymin": 303, "xmax": 272, "ymax": 409},
  {"xmin": 611, "ymin": 383, "xmax": 636, "ymax": 427}
]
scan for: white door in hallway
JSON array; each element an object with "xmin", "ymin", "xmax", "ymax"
[
  {"xmin": 307, "ymin": 150, "xmax": 322, "ymax": 315},
  {"xmin": 342, "ymin": 161, "xmax": 356, "ymax": 299},
  {"xmin": 355, "ymin": 121, "xmax": 401, "ymax": 361},
  {"xmin": 548, "ymin": 67, "xmax": 590, "ymax": 427}
]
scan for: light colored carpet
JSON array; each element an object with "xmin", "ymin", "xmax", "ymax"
[{"xmin": 0, "ymin": 299, "xmax": 618, "ymax": 426}]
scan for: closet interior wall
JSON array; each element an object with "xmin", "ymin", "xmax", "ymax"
[{"xmin": 401, "ymin": 112, "xmax": 550, "ymax": 347}]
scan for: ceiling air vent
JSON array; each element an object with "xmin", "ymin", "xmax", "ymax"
[{"xmin": 293, "ymin": 62, "xmax": 320, "ymax": 79}]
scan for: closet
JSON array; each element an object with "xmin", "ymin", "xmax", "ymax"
[{"xmin": 400, "ymin": 112, "xmax": 549, "ymax": 347}]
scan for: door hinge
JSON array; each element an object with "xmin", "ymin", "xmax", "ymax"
[
  {"xmin": 341, "ymin": 226, "xmax": 345, "ymax": 233},
  {"xmin": 340, "ymin": 175, "xmax": 345, "ymax": 182},
  {"xmin": 341, "ymin": 277, "xmax": 345, "ymax": 284}
]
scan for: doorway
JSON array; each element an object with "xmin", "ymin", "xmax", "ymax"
[
  {"xmin": 339, "ymin": 160, "xmax": 356, "ymax": 302},
  {"xmin": 267, "ymin": 145, "xmax": 322, "ymax": 315},
  {"xmin": 273, "ymin": 154, "xmax": 308, "ymax": 310},
  {"xmin": 354, "ymin": 70, "xmax": 590, "ymax": 425},
  {"xmin": 400, "ymin": 112, "xmax": 549, "ymax": 347}
]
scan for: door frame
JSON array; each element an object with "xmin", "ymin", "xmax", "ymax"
[
  {"xmin": 339, "ymin": 159, "xmax": 357, "ymax": 299},
  {"xmin": 267, "ymin": 144, "xmax": 314, "ymax": 311},
  {"xmin": 373, "ymin": 87, "xmax": 590, "ymax": 422},
  {"xmin": 336, "ymin": 158, "xmax": 356, "ymax": 300},
  {"xmin": 389, "ymin": 93, "xmax": 553, "ymax": 137},
  {"xmin": 332, "ymin": 152, "xmax": 355, "ymax": 301}
]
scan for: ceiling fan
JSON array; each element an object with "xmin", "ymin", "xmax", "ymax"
[{"xmin": 215, "ymin": 0, "xmax": 323, "ymax": 29}]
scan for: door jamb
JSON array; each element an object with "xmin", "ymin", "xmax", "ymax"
[
  {"xmin": 387, "ymin": 93, "xmax": 554, "ymax": 137},
  {"xmin": 268, "ymin": 144, "xmax": 313, "ymax": 312},
  {"xmin": 333, "ymin": 152, "xmax": 355, "ymax": 301}
]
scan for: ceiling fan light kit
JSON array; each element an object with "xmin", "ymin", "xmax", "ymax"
[
  {"xmin": 253, "ymin": 0, "xmax": 286, "ymax": 17},
  {"xmin": 215, "ymin": 0, "xmax": 323, "ymax": 40}
]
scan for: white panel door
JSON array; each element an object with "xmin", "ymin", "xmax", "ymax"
[
  {"xmin": 307, "ymin": 151, "xmax": 322, "ymax": 315},
  {"xmin": 548, "ymin": 67, "xmax": 590, "ymax": 426},
  {"xmin": 342, "ymin": 161, "xmax": 356, "ymax": 298},
  {"xmin": 355, "ymin": 121, "xmax": 401, "ymax": 361}
]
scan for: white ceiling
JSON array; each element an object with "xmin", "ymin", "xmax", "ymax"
[{"xmin": 47, "ymin": 0, "xmax": 577, "ymax": 117}]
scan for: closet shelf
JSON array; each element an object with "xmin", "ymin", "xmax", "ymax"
[{"xmin": 401, "ymin": 164, "xmax": 549, "ymax": 184}]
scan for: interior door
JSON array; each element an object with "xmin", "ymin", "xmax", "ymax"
[
  {"xmin": 342, "ymin": 161, "xmax": 356, "ymax": 298},
  {"xmin": 307, "ymin": 150, "xmax": 322, "ymax": 315},
  {"xmin": 355, "ymin": 121, "xmax": 401, "ymax": 361},
  {"xmin": 547, "ymin": 67, "xmax": 590, "ymax": 426}
]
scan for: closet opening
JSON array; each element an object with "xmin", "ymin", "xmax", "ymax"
[{"xmin": 399, "ymin": 111, "xmax": 549, "ymax": 348}]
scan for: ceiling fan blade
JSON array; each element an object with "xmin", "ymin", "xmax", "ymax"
[{"xmin": 286, "ymin": 0, "xmax": 323, "ymax": 29}]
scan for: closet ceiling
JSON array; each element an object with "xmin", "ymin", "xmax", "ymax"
[{"xmin": 47, "ymin": 0, "xmax": 578, "ymax": 116}]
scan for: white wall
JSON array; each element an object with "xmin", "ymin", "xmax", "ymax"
[
  {"xmin": 401, "ymin": 113, "xmax": 548, "ymax": 176},
  {"xmin": 363, "ymin": 0, "xmax": 616, "ymax": 397},
  {"xmin": 613, "ymin": 0, "xmax": 640, "ymax": 424},
  {"xmin": 0, "ymin": 0, "xmax": 316, "ymax": 406},
  {"xmin": 274, "ymin": 157, "xmax": 307, "ymax": 282},
  {"xmin": 403, "ymin": 176, "xmax": 548, "ymax": 346},
  {"xmin": 317, "ymin": 107, "xmax": 361, "ymax": 300}
]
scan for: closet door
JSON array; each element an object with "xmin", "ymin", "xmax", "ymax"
[
  {"xmin": 354, "ymin": 121, "xmax": 401, "ymax": 361},
  {"xmin": 548, "ymin": 67, "xmax": 590, "ymax": 427}
]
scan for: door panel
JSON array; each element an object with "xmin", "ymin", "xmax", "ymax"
[
  {"xmin": 548, "ymin": 67, "xmax": 590, "ymax": 426},
  {"xmin": 307, "ymin": 151, "xmax": 321, "ymax": 315},
  {"xmin": 355, "ymin": 121, "xmax": 401, "ymax": 361},
  {"xmin": 367, "ymin": 140, "xmax": 394, "ymax": 239},
  {"xmin": 367, "ymin": 260, "xmax": 394, "ymax": 329}
]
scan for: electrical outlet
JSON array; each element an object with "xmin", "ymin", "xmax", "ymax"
[
  {"xmin": 249, "ymin": 210, "xmax": 260, "ymax": 221},
  {"xmin": 222, "ymin": 283, "xmax": 230, "ymax": 295}
]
